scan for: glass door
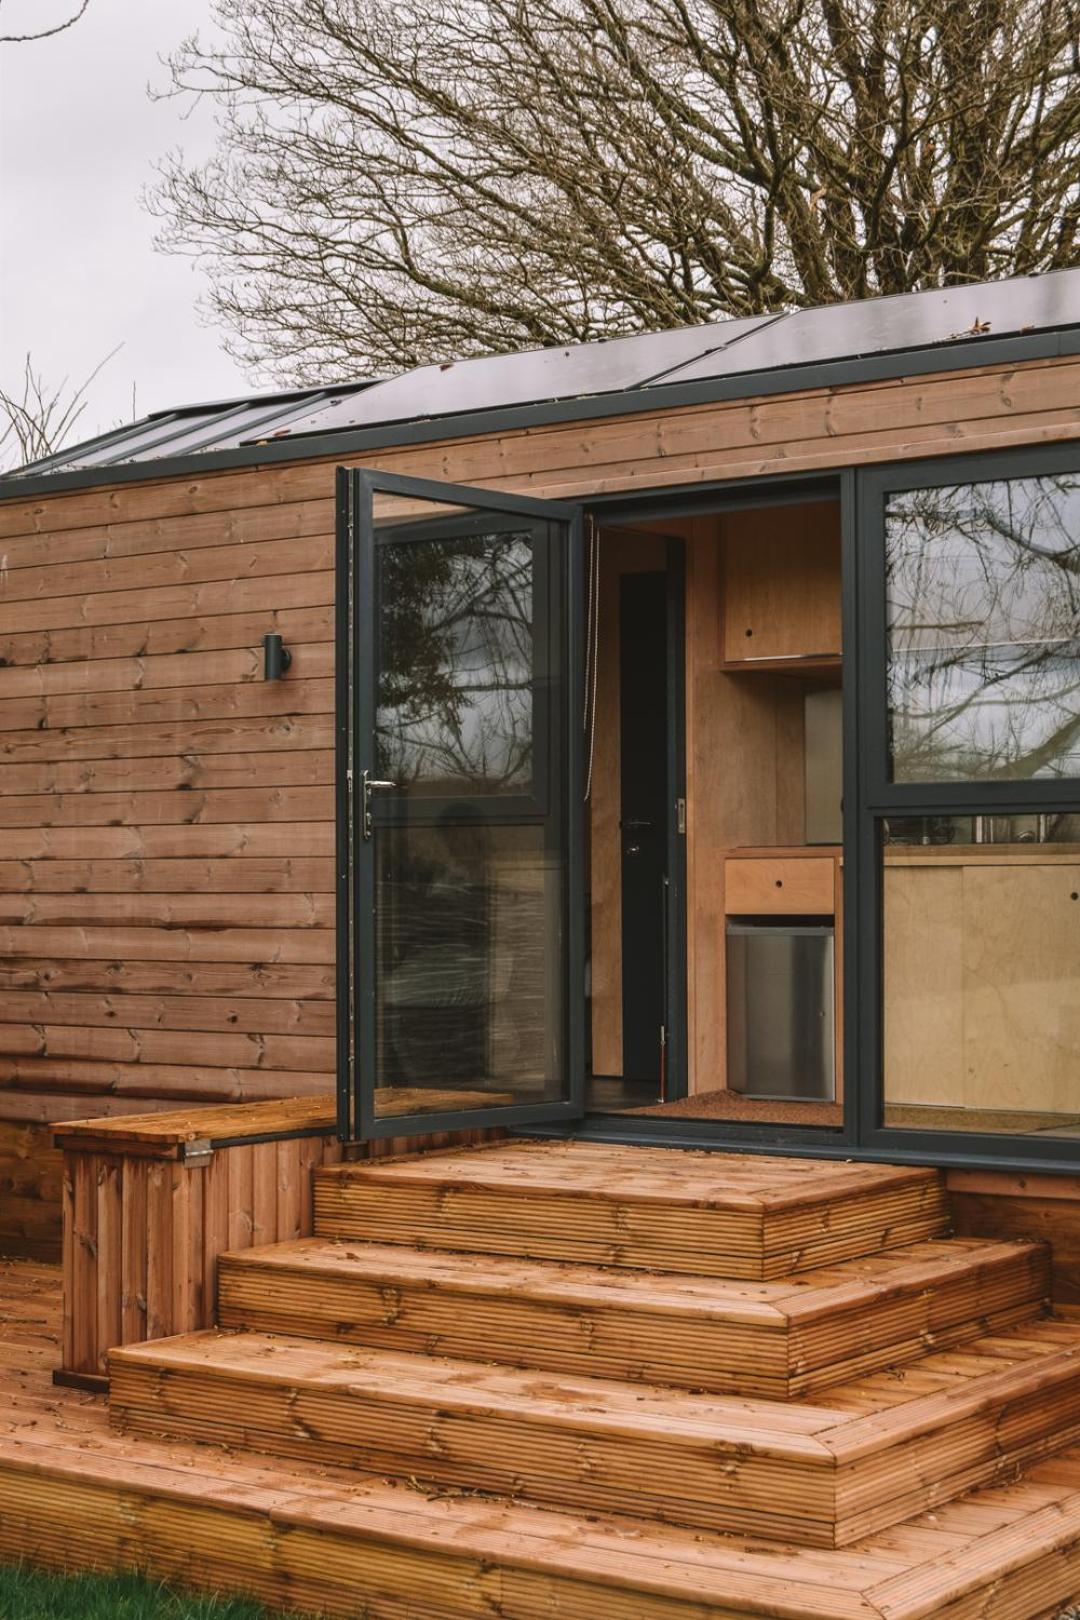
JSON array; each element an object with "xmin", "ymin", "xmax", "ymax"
[{"xmin": 337, "ymin": 467, "xmax": 585, "ymax": 1140}]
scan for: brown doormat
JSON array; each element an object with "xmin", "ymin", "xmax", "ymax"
[{"xmin": 625, "ymin": 1089, "xmax": 842, "ymax": 1128}]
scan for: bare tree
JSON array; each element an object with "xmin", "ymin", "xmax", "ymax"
[
  {"xmin": 0, "ymin": 350, "xmax": 119, "ymax": 472},
  {"xmin": 0, "ymin": 0, "xmax": 90, "ymax": 43},
  {"xmin": 150, "ymin": 0, "xmax": 1080, "ymax": 381}
]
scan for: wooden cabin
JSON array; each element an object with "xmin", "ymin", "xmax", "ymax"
[{"xmin": 2, "ymin": 269, "xmax": 1080, "ymax": 1619}]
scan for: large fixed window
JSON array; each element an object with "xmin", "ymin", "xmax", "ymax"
[{"xmin": 856, "ymin": 448, "xmax": 1080, "ymax": 1158}]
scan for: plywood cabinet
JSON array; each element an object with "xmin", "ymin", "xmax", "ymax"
[{"xmin": 720, "ymin": 502, "xmax": 841, "ymax": 666}]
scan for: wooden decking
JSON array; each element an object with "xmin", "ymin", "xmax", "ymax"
[
  {"xmin": 7, "ymin": 1142, "xmax": 1080, "ymax": 1615},
  {"xmin": 312, "ymin": 1140, "xmax": 951, "ymax": 1277},
  {"xmin": 217, "ymin": 1231, "xmax": 1048, "ymax": 1397}
]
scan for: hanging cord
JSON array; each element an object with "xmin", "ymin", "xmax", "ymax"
[{"xmin": 583, "ymin": 516, "xmax": 601, "ymax": 802}]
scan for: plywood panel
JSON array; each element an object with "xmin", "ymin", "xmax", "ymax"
[
  {"xmin": 885, "ymin": 855, "xmax": 1080, "ymax": 1117},
  {"xmin": 962, "ymin": 862, "xmax": 1080, "ymax": 1113},
  {"xmin": 883, "ymin": 864, "xmax": 964, "ymax": 1109}
]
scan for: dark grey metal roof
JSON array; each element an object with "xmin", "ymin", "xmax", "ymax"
[{"xmin": 4, "ymin": 268, "xmax": 1079, "ymax": 494}]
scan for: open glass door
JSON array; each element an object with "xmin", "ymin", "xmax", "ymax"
[{"xmin": 337, "ymin": 467, "xmax": 585, "ymax": 1140}]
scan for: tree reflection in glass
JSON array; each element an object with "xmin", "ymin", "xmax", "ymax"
[
  {"xmin": 375, "ymin": 531, "xmax": 534, "ymax": 794},
  {"xmin": 886, "ymin": 474, "xmax": 1080, "ymax": 781}
]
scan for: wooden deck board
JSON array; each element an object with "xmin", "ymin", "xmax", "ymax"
[
  {"xmin": 110, "ymin": 1314, "xmax": 1080, "ymax": 1548},
  {"xmin": 313, "ymin": 1142, "xmax": 949, "ymax": 1279},
  {"xmin": 217, "ymin": 1234, "xmax": 1048, "ymax": 1398},
  {"xmin": 4, "ymin": 1261, "xmax": 1080, "ymax": 1616}
]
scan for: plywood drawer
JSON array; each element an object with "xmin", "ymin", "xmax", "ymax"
[{"xmin": 725, "ymin": 857, "xmax": 835, "ymax": 916}]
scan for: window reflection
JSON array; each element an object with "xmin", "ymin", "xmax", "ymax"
[
  {"xmin": 886, "ymin": 475, "xmax": 1080, "ymax": 781},
  {"xmin": 376, "ymin": 532, "xmax": 534, "ymax": 794}
]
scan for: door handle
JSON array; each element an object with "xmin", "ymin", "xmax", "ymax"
[
  {"xmin": 361, "ymin": 770, "xmax": 397, "ymax": 840},
  {"xmin": 621, "ymin": 818, "xmax": 654, "ymax": 830}
]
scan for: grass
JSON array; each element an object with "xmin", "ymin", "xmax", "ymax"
[{"xmin": 0, "ymin": 1565, "xmax": 294, "ymax": 1619}]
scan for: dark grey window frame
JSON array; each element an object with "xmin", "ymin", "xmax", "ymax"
[{"xmin": 852, "ymin": 441, "xmax": 1080, "ymax": 1172}]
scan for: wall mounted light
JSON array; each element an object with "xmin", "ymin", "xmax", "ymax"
[{"xmin": 263, "ymin": 632, "xmax": 292, "ymax": 680}]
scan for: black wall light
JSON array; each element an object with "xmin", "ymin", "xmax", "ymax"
[{"xmin": 263, "ymin": 632, "xmax": 292, "ymax": 680}]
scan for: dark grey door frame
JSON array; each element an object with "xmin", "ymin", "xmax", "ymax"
[{"xmin": 336, "ymin": 465, "xmax": 587, "ymax": 1142}]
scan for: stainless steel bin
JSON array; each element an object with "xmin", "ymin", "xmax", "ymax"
[{"xmin": 726, "ymin": 922, "xmax": 835, "ymax": 1102}]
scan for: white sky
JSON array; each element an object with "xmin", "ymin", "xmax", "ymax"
[{"xmin": 0, "ymin": 0, "xmax": 246, "ymax": 446}]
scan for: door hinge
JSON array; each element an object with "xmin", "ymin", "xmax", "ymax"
[
  {"xmin": 660, "ymin": 1024, "xmax": 667, "ymax": 1049},
  {"xmin": 676, "ymin": 797, "xmax": 687, "ymax": 835}
]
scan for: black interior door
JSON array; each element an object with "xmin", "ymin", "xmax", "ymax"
[
  {"xmin": 337, "ymin": 467, "xmax": 585, "ymax": 1140},
  {"xmin": 619, "ymin": 571, "xmax": 670, "ymax": 1083}
]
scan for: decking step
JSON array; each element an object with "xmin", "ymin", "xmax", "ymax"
[
  {"xmin": 14, "ymin": 1432, "xmax": 1080, "ymax": 1620},
  {"xmin": 312, "ymin": 1141, "xmax": 949, "ymax": 1279},
  {"xmin": 217, "ymin": 1234, "xmax": 1049, "ymax": 1398},
  {"xmin": 108, "ymin": 1317, "xmax": 1080, "ymax": 1547}
]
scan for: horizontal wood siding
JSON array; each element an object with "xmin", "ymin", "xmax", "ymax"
[
  {"xmin": 0, "ymin": 474, "xmax": 336, "ymax": 1125},
  {"xmin": 0, "ymin": 1120, "xmax": 62, "ymax": 1259},
  {"xmin": 0, "ymin": 350, "xmax": 1076, "ymax": 1129}
]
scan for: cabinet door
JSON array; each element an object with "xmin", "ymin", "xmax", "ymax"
[{"xmin": 722, "ymin": 503, "xmax": 841, "ymax": 662}]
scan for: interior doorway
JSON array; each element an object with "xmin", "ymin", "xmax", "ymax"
[
  {"xmin": 583, "ymin": 491, "xmax": 846, "ymax": 1136},
  {"xmin": 585, "ymin": 527, "xmax": 686, "ymax": 1112}
]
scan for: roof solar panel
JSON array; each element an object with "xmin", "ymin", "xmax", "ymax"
[
  {"xmin": 645, "ymin": 269, "xmax": 1080, "ymax": 389},
  {"xmin": 271, "ymin": 315, "xmax": 773, "ymax": 441},
  {"xmin": 5, "ymin": 269, "xmax": 1078, "ymax": 487}
]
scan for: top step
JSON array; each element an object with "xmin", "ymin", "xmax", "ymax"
[{"xmin": 314, "ymin": 1141, "xmax": 948, "ymax": 1279}]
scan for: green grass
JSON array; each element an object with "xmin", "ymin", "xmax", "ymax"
[{"xmin": 0, "ymin": 1565, "xmax": 295, "ymax": 1619}]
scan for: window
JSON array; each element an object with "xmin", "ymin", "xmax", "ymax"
[{"xmin": 858, "ymin": 449, "xmax": 1080, "ymax": 1155}]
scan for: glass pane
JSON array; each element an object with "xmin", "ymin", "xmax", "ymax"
[
  {"xmin": 882, "ymin": 812, "xmax": 1080, "ymax": 1136},
  {"xmin": 374, "ymin": 500, "xmax": 537, "ymax": 795},
  {"xmin": 886, "ymin": 473, "xmax": 1080, "ymax": 781},
  {"xmin": 373, "ymin": 822, "xmax": 564, "ymax": 1119}
]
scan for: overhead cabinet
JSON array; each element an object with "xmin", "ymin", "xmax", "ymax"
[{"xmin": 720, "ymin": 503, "xmax": 842, "ymax": 669}]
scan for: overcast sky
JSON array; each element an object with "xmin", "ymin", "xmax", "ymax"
[{"xmin": 0, "ymin": 0, "xmax": 246, "ymax": 445}]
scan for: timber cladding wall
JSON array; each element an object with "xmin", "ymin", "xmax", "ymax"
[
  {"xmin": 0, "ymin": 348, "xmax": 1075, "ymax": 1148},
  {"xmin": 0, "ymin": 487, "xmax": 337, "ymax": 1131},
  {"xmin": 0, "ymin": 1120, "xmax": 62, "ymax": 1259}
]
